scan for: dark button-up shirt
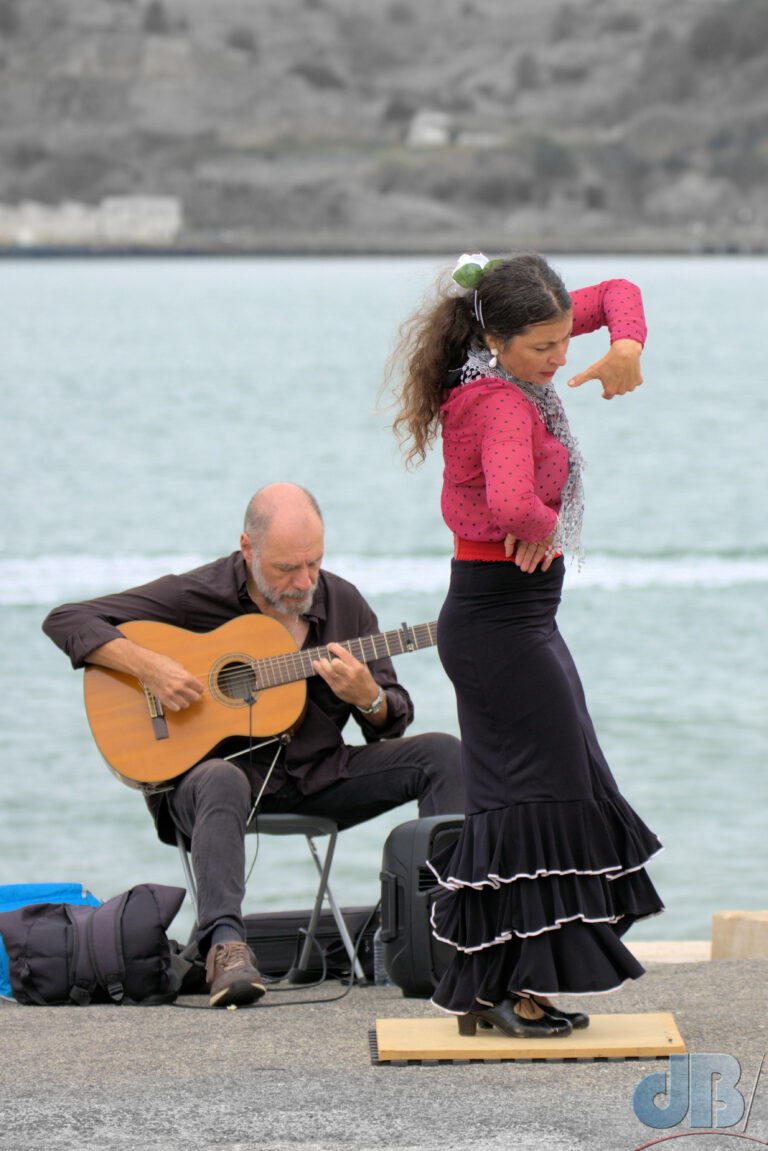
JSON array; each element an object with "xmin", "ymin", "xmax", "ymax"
[{"xmin": 43, "ymin": 552, "xmax": 414, "ymax": 843}]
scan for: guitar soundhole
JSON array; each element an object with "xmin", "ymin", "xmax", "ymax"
[{"xmin": 211, "ymin": 658, "xmax": 258, "ymax": 708}]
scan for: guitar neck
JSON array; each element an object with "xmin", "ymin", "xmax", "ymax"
[{"xmin": 251, "ymin": 621, "xmax": 438, "ymax": 690}]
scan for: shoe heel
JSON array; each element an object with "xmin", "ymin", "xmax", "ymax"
[{"xmin": 457, "ymin": 1013, "xmax": 478, "ymax": 1036}]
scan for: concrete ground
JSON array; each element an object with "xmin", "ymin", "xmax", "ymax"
[{"xmin": 2, "ymin": 948, "xmax": 767, "ymax": 1151}]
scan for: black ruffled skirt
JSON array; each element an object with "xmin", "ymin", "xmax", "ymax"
[{"xmin": 431, "ymin": 556, "xmax": 664, "ymax": 1013}]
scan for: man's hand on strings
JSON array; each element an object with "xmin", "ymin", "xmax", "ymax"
[
  {"xmin": 137, "ymin": 651, "xmax": 204, "ymax": 711},
  {"xmin": 313, "ymin": 643, "xmax": 381, "ymax": 711},
  {"xmin": 86, "ymin": 637, "xmax": 203, "ymax": 712}
]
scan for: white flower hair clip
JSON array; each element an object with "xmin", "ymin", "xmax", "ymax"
[{"xmin": 451, "ymin": 252, "xmax": 503, "ymax": 291}]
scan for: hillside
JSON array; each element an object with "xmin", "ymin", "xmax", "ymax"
[{"xmin": 0, "ymin": 0, "xmax": 767, "ymax": 252}]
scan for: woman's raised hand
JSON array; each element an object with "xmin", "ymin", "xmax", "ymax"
[{"xmin": 567, "ymin": 338, "xmax": 643, "ymax": 400}]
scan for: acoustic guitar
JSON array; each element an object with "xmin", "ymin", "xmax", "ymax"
[{"xmin": 83, "ymin": 615, "xmax": 437, "ymax": 788}]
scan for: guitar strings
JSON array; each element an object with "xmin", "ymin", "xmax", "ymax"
[{"xmin": 139, "ymin": 624, "xmax": 438, "ymax": 695}]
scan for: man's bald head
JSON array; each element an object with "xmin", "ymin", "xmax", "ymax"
[{"xmin": 243, "ymin": 483, "xmax": 323, "ymax": 551}]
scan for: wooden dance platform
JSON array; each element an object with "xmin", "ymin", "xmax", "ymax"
[{"xmin": 371, "ymin": 1012, "xmax": 685, "ymax": 1064}]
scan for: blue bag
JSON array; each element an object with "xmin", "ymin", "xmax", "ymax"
[{"xmin": 0, "ymin": 883, "xmax": 100, "ymax": 999}]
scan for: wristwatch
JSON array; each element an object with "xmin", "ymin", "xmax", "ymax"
[{"xmin": 357, "ymin": 685, "xmax": 385, "ymax": 715}]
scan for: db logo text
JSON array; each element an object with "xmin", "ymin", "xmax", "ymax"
[{"xmin": 632, "ymin": 1053, "xmax": 767, "ymax": 1146}]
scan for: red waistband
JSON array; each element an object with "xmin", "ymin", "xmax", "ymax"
[
  {"xmin": 453, "ymin": 537, "xmax": 513, "ymax": 561},
  {"xmin": 453, "ymin": 536, "xmax": 563, "ymax": 563}
]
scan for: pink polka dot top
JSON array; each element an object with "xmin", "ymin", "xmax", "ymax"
[{"xmin": 440, "ymin": 280, "xmax": 647, "ymax": 543}]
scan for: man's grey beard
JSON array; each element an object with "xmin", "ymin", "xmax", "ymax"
[{"xmin": 249, "ymin": 556, "xmax": 316, "ymax": 617}]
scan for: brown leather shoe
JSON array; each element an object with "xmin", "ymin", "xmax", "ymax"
[{"xmin": 205, "ymin": 941, "xmax": 266, "ymax": 1008}]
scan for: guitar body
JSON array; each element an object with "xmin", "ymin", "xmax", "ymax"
[{"xmin": 83, "ymin": 616, "xmax": 306, "ymax": 788}]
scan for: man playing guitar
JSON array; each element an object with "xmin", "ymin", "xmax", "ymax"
[{"xmin": 43, "ymin": 482, "xmax": 463, "ymax": 1007}]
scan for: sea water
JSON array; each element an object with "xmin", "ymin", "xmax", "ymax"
[{"xmin": 0, "ymin": 253, "xmax": 765, "ymax": 944}]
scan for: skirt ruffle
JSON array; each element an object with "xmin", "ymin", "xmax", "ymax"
[
  {"xmin": 430, "ymin": 866, "xmax": 663, "ymax": 952},
  {"xmin": 431, "ymin": 917, "xmax": 648, "ymax": 1010},
  {"xmin": 428, "ymin": 795, "xmax": 662, "ymax": 894},
  {"xmin": 428, "ymin": 800, "xmax": 664, "ymax": 1012}
]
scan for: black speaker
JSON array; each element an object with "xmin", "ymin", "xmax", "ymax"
[{"xmin": 380, "ymin": 814, "xmax": 464, "ymax": 998}]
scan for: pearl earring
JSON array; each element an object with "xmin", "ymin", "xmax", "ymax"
[{"xmin": 489, "ymin": 347, "xmax": 500, "ymax": 368}]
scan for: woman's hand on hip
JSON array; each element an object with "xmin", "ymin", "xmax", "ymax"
[{"xmin": 504, "ymin": 530, "xmax": 557, "ymax": 573}]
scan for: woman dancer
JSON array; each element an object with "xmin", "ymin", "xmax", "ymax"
[{"xmin": 389, "ymin": 254, "xmax": 664, "ymax": 1038}]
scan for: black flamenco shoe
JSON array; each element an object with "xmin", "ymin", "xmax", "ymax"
[
  {"xmin": 547, "ymin": 1006, "xmax": 590, "ymax": 1030},
  {"xmin": 530, "ymin": 996, "xmax": 590, "ymax": 1030},
  {"xmin": 457, "ymin": 998, "xmax": 572, "ymax": 1039}
]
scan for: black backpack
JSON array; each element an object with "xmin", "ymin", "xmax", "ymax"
[{"xmin": 0, "ymin": 883, "xmax": 185, "ymax": 1006}]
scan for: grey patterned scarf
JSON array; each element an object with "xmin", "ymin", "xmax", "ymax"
[{"xmin": 461, "ymin": 346, "xmax": 585, "ymax": 563}]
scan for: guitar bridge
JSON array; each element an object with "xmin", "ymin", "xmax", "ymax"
[{"xmin": 141, "ymin": 682, "xmax": 169, "ymax": 741}]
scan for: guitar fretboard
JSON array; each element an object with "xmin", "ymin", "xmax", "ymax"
[{"xmin": 250, "ymin": 621, "xmax": 437, "ymax": 690}]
